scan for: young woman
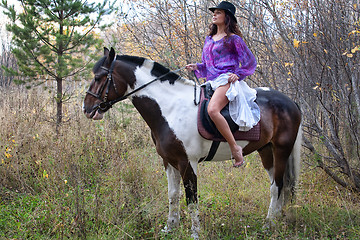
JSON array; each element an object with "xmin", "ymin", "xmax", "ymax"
[{"xmin": 186, "ymin": 1, "xmax": 260, "ymax": 167}]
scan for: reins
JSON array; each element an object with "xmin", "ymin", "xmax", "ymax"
[
  {"xmin": 193, "ymin": 71, "xmax": 201, "ymax": 106},
  {"xmin": 87, "ymin": 60, "xmax": 204, "ymax": 113},
  {"xmin": 89, "ymin": 63, "xmax": 186, "ymax": 112}
]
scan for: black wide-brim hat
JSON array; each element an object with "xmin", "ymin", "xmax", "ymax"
[{"xmin": 209, "ymin": 1, "xmax": 237, "ymax": 22}]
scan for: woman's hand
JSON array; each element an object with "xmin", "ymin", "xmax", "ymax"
[
  {"xmin": 228, "ymin": 73, "xmax": 239, "ymax": 83},
  {"xmin": 185, "ymin": 64, "xmax": 198, "ymax": 71}
]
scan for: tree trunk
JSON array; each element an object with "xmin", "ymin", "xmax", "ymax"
[
  {"xmin": 56, "ymin": 9, "xmax": 64, "ymax": 134},
  {"xmin": 56, "ymin": 76, "xmax": 62, "ymax": 134}
]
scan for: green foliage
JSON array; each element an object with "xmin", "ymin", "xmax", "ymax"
[
  {"xmin": 1, "ymin": 0, "xmax": 115, "ymax": 85},
  {"xmin": 1, "ymin": 0, "xmax": 116, "ymax": 126}
]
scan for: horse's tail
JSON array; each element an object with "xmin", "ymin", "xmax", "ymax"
[{"xmin": 283, "ymin": 123, "xmax": 302, "ymax": 204}]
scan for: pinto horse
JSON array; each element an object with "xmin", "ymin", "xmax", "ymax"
[{"xmin": 83, "ymin": 47, "xmax": 302, "ymax": 238}]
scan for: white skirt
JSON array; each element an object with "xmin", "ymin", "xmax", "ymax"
[{"xmin": 209, "ymin": 73, "xmax": 260, "ymax": 131}]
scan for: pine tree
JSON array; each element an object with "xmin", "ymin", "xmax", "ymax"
[{"xmin": 1, "ymin": 0, "xmax": 115, "ymax": 132}]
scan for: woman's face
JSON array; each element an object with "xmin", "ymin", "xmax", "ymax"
[{"xmin": 212, "ymin": 9, "xmax": 226, "ymax": 26}]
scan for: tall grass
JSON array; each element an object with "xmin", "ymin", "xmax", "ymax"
[{"xmin": 0, "ymin": 86, "xmax": 359, "ymax": 239}]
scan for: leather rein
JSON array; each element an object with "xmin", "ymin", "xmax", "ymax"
[{"xmin": 86, "ymin": 60, "xmax": 186, "ymax": 113}]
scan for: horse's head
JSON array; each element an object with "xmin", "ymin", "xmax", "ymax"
[
  {"xmin": 84, "ymin": 47, "xmax": 187, "ymax": 120},
  {"xmin": 83, "ymin": 47, "xmax": 135, "ymax": 120}
]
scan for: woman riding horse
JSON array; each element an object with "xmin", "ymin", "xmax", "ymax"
[{"xmin": 186, "ymin": 1, "xmax": 260, "ymax": 167}]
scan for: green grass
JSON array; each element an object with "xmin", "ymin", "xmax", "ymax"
[{"xmin": 0, "ymin": 87, "xmax": 359, "ymax": 239}]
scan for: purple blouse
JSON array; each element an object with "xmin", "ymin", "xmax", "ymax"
[{"xmin": 196, "ymin": 35, "xmax": 257, "ymax": 81}]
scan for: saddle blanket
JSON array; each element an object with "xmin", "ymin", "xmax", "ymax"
[{"xmin": 197, "ymin": 83, "xmax": 260, "ymax": 142}]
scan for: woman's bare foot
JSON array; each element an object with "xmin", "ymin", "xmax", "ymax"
[{"xmin": 232, "ymin": 146, "xmax": 245, "ymax": 168}]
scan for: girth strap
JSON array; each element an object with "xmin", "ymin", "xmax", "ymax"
[{"xmin": 200, "ymin": 141, "xmax": 220, "ymax": 162}]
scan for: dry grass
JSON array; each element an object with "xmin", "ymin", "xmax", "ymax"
[{"xmin": 0, "ymin": 86, "xmax": 359, "ymax": 239}]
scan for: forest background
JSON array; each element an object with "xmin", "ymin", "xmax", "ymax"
[{"xmin": 0, "ymin": 0, "xmax": 359, "ymax": 239}]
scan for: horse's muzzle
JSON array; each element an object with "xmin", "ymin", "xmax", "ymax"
[
  {"xmin": 83, "ymin": 107, "xmax": 104, "ymax": 120},
  {"xmin": 91, "ymin": 110, "xmax": 104, "ymax": 120}
]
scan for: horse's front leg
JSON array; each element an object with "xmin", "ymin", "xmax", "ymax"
[
  {"xmin": 164, "ymin": 164, "xmax": 181, "ymax": 232},
  {"xmin": 163, "ymin": 161, "xmax": 200, "ymax": 239},
  {"xmin": 179, "ymin": 160, "xmax": 200, "ymax": 239}
]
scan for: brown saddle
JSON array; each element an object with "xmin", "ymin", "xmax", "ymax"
[{"xmin": 197, "ymin": 83, "xmax": 260, "ymax": 142}]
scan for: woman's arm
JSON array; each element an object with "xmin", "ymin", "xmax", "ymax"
[
  {"xmin": 185, "ymin": 37, "xmax": 209, "ymax": 78},
  {"xmin": 234, "ymin": 36, "xmax": 257, "ymax": 80}
]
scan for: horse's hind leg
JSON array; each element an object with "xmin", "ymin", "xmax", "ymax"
[
  {"xmin": 258, "ymin": 143, "xmax": 278, "ymax": 220},
  {"xmin": 273, "ymin": 143, "xmax": 299, "ymax": 220},
  {"xmin": 164, "ymin": 164, "xmax": 181, "ymax": 232},
  {"xmin": 258, "ymin": 143, "xmax": 292, "ymax": 220}
]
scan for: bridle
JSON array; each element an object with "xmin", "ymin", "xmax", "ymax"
[
  {"xmin": 86, "ymin": 59, "xmax": 119, "ymax": 113},
  {"xmin": 86, "ymin": 60, "xmax": 186, "ymax": 113}
]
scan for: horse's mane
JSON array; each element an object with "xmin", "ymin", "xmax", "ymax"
[
  {"xmin": 116, "ymin": 55, "xmax": 194, "ymax": 86},
  {"xmin": 116, "ymin": 55, "xmax": 145, "ymax": 67}
]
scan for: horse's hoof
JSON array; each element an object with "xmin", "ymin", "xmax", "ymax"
[
  {"xmin": 161, "ymin": 226, "xmax": 171, "ymax": 233},
  {"xmin": 191, "ymin": 232, "xmax": 199, "ymax": 240},
  {"xmin": 262, "ymin": 221, "xmax": 270, "ymax": 230},
  {"xmin": 263, "ymin": 218, "xmax": 277, "ymax": 231}
]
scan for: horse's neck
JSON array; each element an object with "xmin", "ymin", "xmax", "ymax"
[
  {"xmin": 130, "ymin": 74, "xmax": 197, "ymax": 132},
  {"xmin": 132, "ymin": 64, "xmax": 194, "ymax": 104},
  {"xmin": 132, "ymin": 77, "xmax": 195, "ymax": 109}
]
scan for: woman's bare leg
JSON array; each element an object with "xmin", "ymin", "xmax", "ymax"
[{"xmin": 207, "ymin": 83, "xmax": 244, "ymax": 167}]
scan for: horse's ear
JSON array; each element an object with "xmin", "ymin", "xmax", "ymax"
[
  {"xmin": 109, "ymin": 47, "xmax": 115, "ymax": 62},
  {"xmin": 104, "ymin": 47, "xmax": 109, "ymax": 56}
]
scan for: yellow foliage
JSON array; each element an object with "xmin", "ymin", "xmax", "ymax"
[
  {"xmin": 351, "ymin": 46, "xmax": 359, "ymax": 53},
  {"xmin": 293, "ymin": 39, "xmax": 300, "ymax": 48},
  {"xmin": 348, "ymin": 30, "xmax": 360, "ymax": 36},
  {"xmin": 43, "ymin": 170, "xmax": 49, "ymax": 179}
]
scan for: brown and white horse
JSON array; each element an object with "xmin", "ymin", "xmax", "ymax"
[{"xmin": 83, "ymin": 48, "xmax": 302, "ymax": 238}]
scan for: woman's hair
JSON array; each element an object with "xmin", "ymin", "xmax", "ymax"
[{"xmin": 208, "ymin": 11, "xmax": 243, "ymax": 38}]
